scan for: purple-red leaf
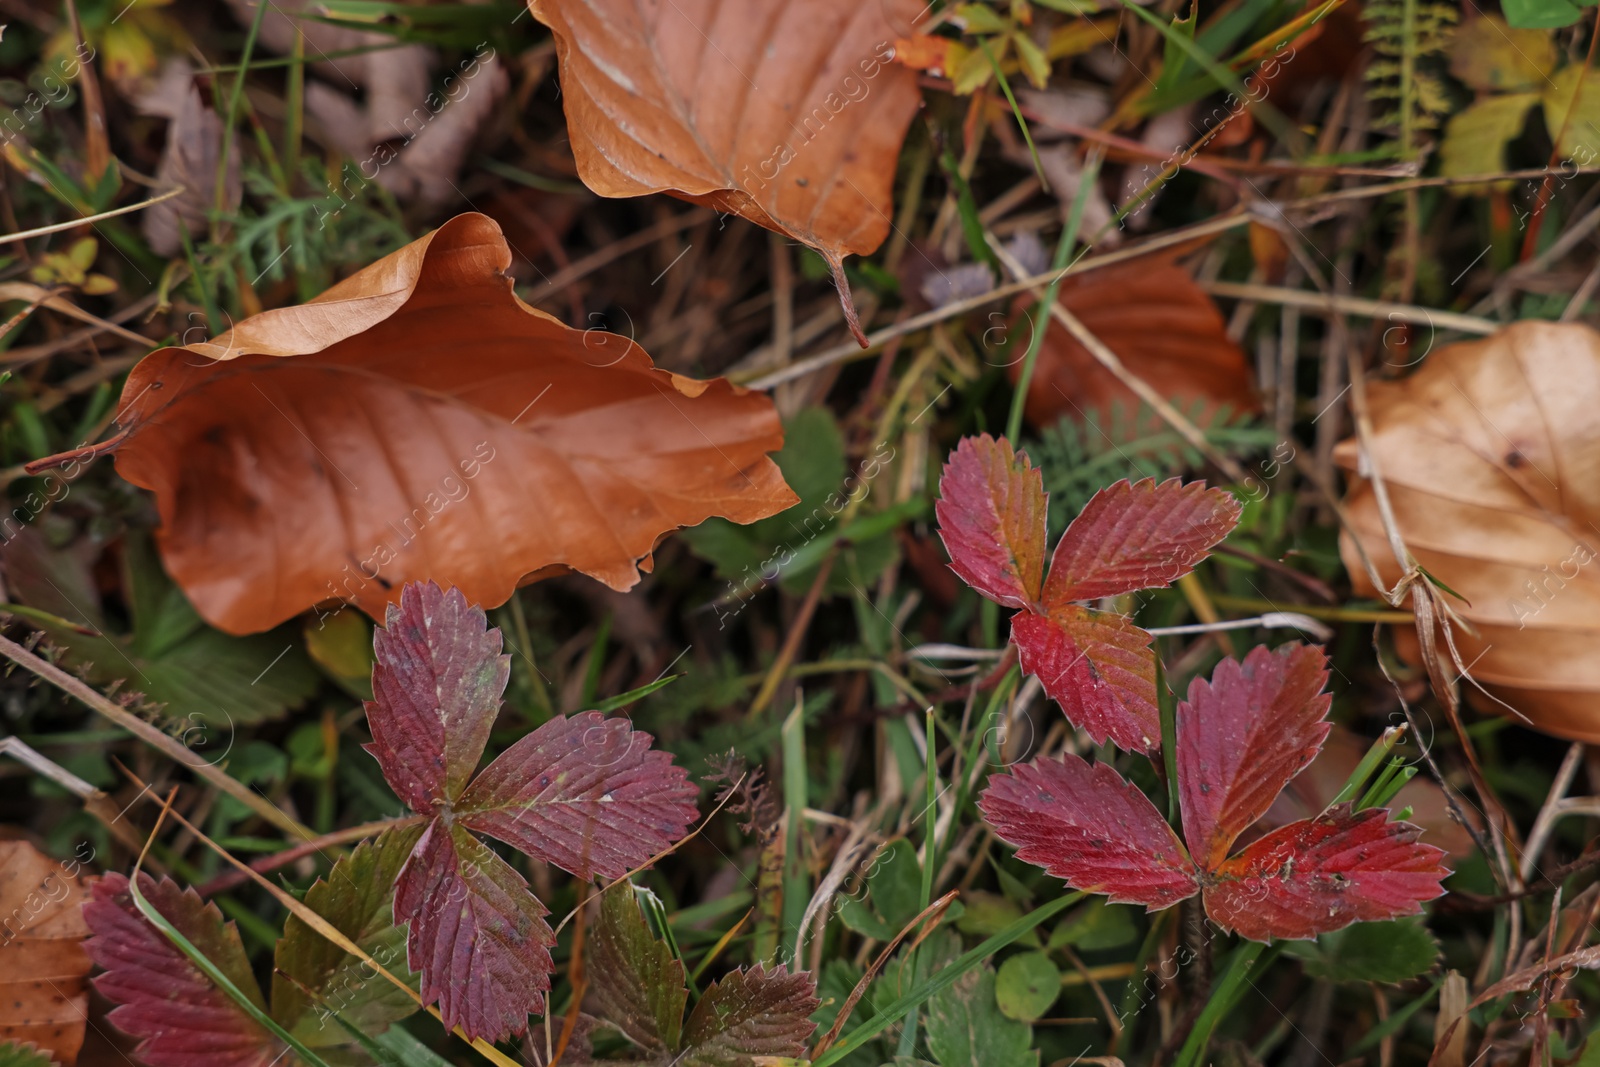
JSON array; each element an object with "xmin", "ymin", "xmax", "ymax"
[
  {"xmin": 457, "ymin": 710, "xmax": 699, "ymax": 881},
  {"xmin": 363, "ymin": 580, "xmax": 699, "ymax": 1040},
  {"xmin": 1178, "ymin": 644, "xmax": 1332, "ymax": 868},
  {"xmin": 1041, "ymin": 477, "xmax": 1241, "ymax": 608},
  {"xmin": 977, "ymin": 754, "xmax": 1197, "ymax": 909},
  {"xmin": 1012, "ymin": 606, "xmax": 1160, "ymax": 753},
  {"xmin": 393, "ymin": 821, "xmax": 555, "ymax": 1042},
  {"xmin": 365, "ymin": 579, "xmax": 508, "ymax": 809},
  {"xmin": 935, "ymin": 434, "xmax": 1049, "ymax": 610},
  {"xmin": 83, "ymin": 874, "xmax": 283, "ymax": 1067},
  {"xmin": 679, "ymin": 964, "xmax": 820, "ymax": 1067},
  {"xmin": 1203, "ymin": 805, "xmax": 1449, "ymax": 941}
]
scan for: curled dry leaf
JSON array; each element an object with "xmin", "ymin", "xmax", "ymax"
[
  {"xmin": 0, "ymin": 842, "xmax": 93, "ymax": 1066},
  {"xmin": 1011, "ymin": 254, "xmax": 1258, "ymax": 428},
  {"xmin": 529, "ymin": 0, "xmax": 928, "ymax": 346},
  {"xmin": 77, "ymin": 212, "xmax": 794, "ymax": 635},
  {"xmin": 1334, "ymin": 321, "xmax": 1600, "ymax": 743},
  {"xmin": 134, "ymin": 60, "xmax": 242, "ymax": 257}
]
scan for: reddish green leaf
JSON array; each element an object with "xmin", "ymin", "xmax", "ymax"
[
  {"xmin": 1177, "ymin": 644, "xmax": 1332, "ymax": 868},
  {"xmin": 361, "ymin": 581, "xmax": 699, "ymax": 1041},
  {"xmin": 394, "ymin": 821, "xmax": 555, "ymax": 1042},
  {"xmin": 934, "ymin": 434, "xmax": 1049, "ymax": 609},
  {"xmin": 590, "ymin": 886, "xmax": 687, "ymax": 1054},
  {"xmin": 1041, "ymin": 477, "xmax": 1240, "ymax": 607},
  {"xmin": 977, "ymin": 754, "xmax": 1197, "ymax": 909},
  {"xmin": 679, "ymin": 965, "xmax": 819, "ymax": 1067},
  {"xmin": 272, "ymin": 825, "xmax": 423, "ymax": 1061},
  {"xmin": 365, "ymin": 580, "xmax": 508, "ymax": 810},
  {"xmin": 457, "ymin": 710, "xmax": 698, "ymax": 880},
  {"xmin": 83, "ymin": 874, "xmax": 284, "ymax": 1067},
  {"xmin": 1203, "ymin": 806, "xmax": 1449, "ymax": 941},
  {"xmin": 1011, "ymin": 606, "xmax": 1160, "ymax": 753}
]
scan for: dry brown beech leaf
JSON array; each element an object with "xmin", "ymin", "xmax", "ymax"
[
  {"xmin": 528, "ymin": 0, "xmax": 927, "ymax": 347},
  {"xmin": 1335, "ymin": 321, "xmax": 1600, "ymax": 744},
  {"xmin": 1010, "ymin": 253, "xmax": 1259, "ymax": 428},
  {"xmin": 0, "ymin": 840, "xmax": 94, "ymax": 1065},
  {"xmin": 80, "ymin": 213, "xmax": 796, "ymax": 636}
]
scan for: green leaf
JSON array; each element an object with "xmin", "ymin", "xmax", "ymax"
[
  {"xmin": 271, "ymin": 826, "xmax": 424, "ymax": 1062},
  {"xmin": 1502, "ymin": 0, "xmax": 1584, "ymax": 28},
  {"xmin": 1048, "ymin": 898, "xmax": 1139, "ymax": 951},
  {"xmin": 8, "ymin": 533, "xmax": 319, "ymax": 726},
  {"xmin": 995, "ymin": 952, "xmax": 1061, "ymax": 1022},
  {"xmin": 590, "ymin": 884, "xmax": 688, "ymax": 1054},
  {"xmin": 304, "ymin": 608, "xmax": 375, "ymax": 700},
  {"xmin": 955, "ymin": 3, "xmax": 1012, "ymax": 33},
  {"xmin": 1155, "ymin": 2, "xmax": 1199, "ymax": 95},
  {"xmin": 0, "ymin": 1042, "xmax": 57, "ymax": 1067},
  {"xmin": 1438, "ymin": 92, "xmax": 1539, "ymax": 185},
  {"xmin": 925, "ymin": 964, "xmax": 1036, "ymax": 1067},
  {"xmin": 1285, "ymin": 918, "xmax": 1440, "ymax": 984},
  {"xmin": 955, "ymin": 890, "xmax": 1041, "ymax": 948}
]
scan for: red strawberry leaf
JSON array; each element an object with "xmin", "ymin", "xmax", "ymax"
[
  {"xmin": 364, "ymin": 580, "xmax": 509, "ymax": 810},
  {"xmin": 679, "ymin": 964, "xmax": 820, "ymax": 1067},
  {"xmin": 394, "ymin": 821, "xmax": 555, "ymax": 1042},
  {"xmin": 1178, "ymin": 644, "xmax": 1332, "ymax": 868},
  {"xmin": 456, "ymin": 710, "xmax": 698, "ymax": 881},
  {"xmin": 362, "ymin": 580, "xmax": 699, "ymax": 1041},
  {"xmin": 977, "ymin": 753, "xmax": 1197, "ymax": 909},
  {"xmin": 1041, "ymin": 478, "xmax": 1241, "ymax": 607},
  {"xmin": 84, "ymin": 874, "xmax": 284, "ymax": 1067},
  {"xmin": 1011, "ymin": 606, "xmax": 1160, "ymax": 752},
  {"xmin": 934, "ymin": 434, "xmax": 1050, "ymax": 610},
  {"xmin": 1202, "ymin": 805, "xmax": 1449, "ymax": 941}
]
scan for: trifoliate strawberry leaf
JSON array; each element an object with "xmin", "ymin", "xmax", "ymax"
[
  {"xmin": 1177, "ymin": 643, "xmax": 1332, "ymax": 868},
  {"xmin": 678, "ymin": 965, "xmax": 819, "ymax": 1067},
  {"xmin": 977, "ymin": 753, "xmax": 1197, "ymax": 909},
  {"xmin": 362, "ymin": 581, "xmax": 698, "ymax": 1042},
  {"xmin": 272, "ymin": 826, "xmax": 424, "ymax": 1063},
  {"xmin": 1202, "ymin": 805, "xmax": 1448, "ymax": 942},
  {"xmin": 84, "ymin": 874, "xmax": 286, "ymax": 1067},
  {"xmin": 1011, "ymin": 606, "xmax": 1160, "ymax": 752},
  {"xmin": 590, "ymin": 885, "xmax": 687, "ymax": 1055},
  {"xmin": 1040, "ymin": 477, "xmax": 1241, "ymax": 607},
  {"xmin": 980, "ymin": 643, "xmax": 1452, "ymax": 942},
  {"xmin": 934, "ymin": 439, "xmax": 1240, "ymax": 755},
  {"xmin": 934, "ymin": 434, "xmax": 1049, "ymax": 609}
]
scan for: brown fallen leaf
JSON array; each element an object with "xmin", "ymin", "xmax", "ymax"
[
  {"xmin": 134, "ymin": 60, "xmax": 241, "ymax": 257},
  {"xmin": 41, "ymin": 213, "xmax": 795, "ymax": 636},
  {"xmin": 1334, "ymin": 321, "xmax": 1600, "ymax": 743},
  {"xmin": 528, "ymin": 0, "xmax": 927, "ymax": 346},
  {"xmin": 0, "ymin": 840, "xmax": 95, "ymax": 1065},
  {"xmin": 1010, "ymin": 254, "xmax": 1259, "ymax": 427}
]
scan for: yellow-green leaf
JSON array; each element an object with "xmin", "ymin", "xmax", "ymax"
[
  {"xmin": 1013, "ymin": 31, "xmax": 1051, "ymax": 90},
  {"xmin": 1449, "ymin": 16, "xmax": 1557, "ymax": 92},
  {"xmin": 1542, "ymin": 64, "xmax": 1600, "ymax": 163},
  {"xmin": 1439, "ymin": 92, "xmax": 1540, "ymax": 188}
]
